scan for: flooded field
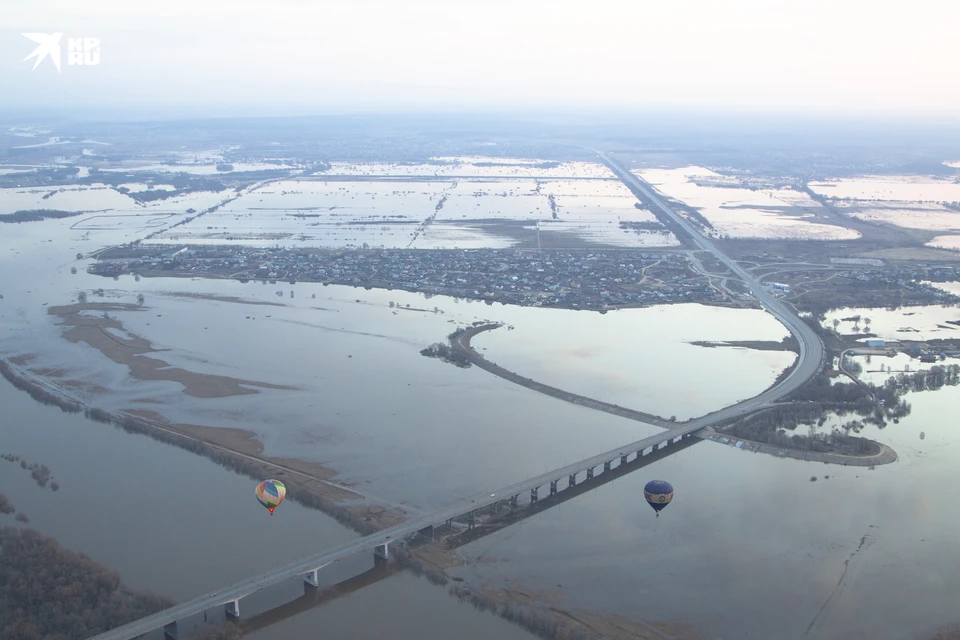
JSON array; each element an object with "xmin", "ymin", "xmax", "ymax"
[
  {"xmin": 328, "ymin": 157, "xmax": 614, "ymax": 179},
  {"xmin": 833, "ymin": 202, "xmax": 960, "ymax": 231},
  {"xmin": 925, "ymin": 280, "xmax": 960, "ymax": 296},
  {"xmin": 0, "ymin": 183, "xmax": 236, "ymax": 220},
  {"xmin": 1, "ymin": 214, "xmax": 768, "ymax": 511},
  {"xmin": 4, "ymin": 162, "xmax": 960, "ymax": 639},
  {"xmin": 144, "ymin": 166, "xmax": 679, "ymax": 249},
  {"xmin": 928, "ymin": 234, "xmax": 960, "ymax": 252},
  {"xmin": 809, "ymin": 175, "xmax": 960, "ymax": 203},
  {"xmin": 637, "ymin": 166, "xmax": 860, "ymax": 240},
  {"xmin": 101, "ymin": 161, "xmax": 303, "ymax": 175},
  {"xmin": 824, "ymin": 305, "xmax": 960, "ymax": 342}
]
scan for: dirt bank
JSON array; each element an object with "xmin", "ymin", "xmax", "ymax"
[
  {"xmin": 47, "ymin": 303, "xmax": 297, "ymax": 398},
  {"xmin": 0, "ymin": 359, "xmax": 405, "ymax": 533}
]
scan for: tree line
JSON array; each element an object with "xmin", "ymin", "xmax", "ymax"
[
  {"xmin": 2, "ymin": 358, "xmax": 383, "ymax": 537},
  {"xmin": 1, "ymin": 455, "xmax": 59, "ymax": 491},
  {"xmin": 0, "ymin": 526, "xmax": 174, "ymax": 640},
  {"xmin": 0, "ymin": 210, "xmax": 81, "ymax": 223},
  {"xmin": 726, "ymin": 365, "xmax": 960, "ymax": 451}
]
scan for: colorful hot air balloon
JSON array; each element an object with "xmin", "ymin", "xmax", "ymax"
[
  {"xmin": 256, "ymin": 479, "xmax": 286, "ymax": 515},
  {"xmin": 643, "ymin": 480, "xmax": 674, "ymax": 517}
]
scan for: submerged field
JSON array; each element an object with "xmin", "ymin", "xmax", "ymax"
[
  {"xmin": 637, "ymin": 166, "xmax": 861, "ymax": 240},
  {"xmin": 808, "ymin": 175, "xmax": 960, "ymax": 204},
  {"xmin": 144, "ymin": 160, "xmax": 679, "ymax": 249},
  {"xmin": 5, "ymin": 149, "xmax": 960, "ymax": 639}
]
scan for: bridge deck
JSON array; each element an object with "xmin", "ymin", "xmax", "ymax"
[{"xmin": 87, "ymin": 425, "xmax": 702, "ymax": 640}]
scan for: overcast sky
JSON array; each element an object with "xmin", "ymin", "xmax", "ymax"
[{"xmin": 2, "ymin": 0, "xmax": 958, "ymax": 118}]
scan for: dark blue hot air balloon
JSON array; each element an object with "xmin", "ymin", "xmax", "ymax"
[{"xmin": 643, "ymin": 480, "xmax": 674, "ymax": 517}]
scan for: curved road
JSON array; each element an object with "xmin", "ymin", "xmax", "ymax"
[{"xmin": 598, "ymin": 152, "xmax": 825, "ymax": 419}]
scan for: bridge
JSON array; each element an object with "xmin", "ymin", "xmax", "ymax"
[{"xmin": 88, "ymin": 155, "xmax": 825, "ymax": 640}]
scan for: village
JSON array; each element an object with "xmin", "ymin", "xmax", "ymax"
[{"xmin": 91, "ymin": 246, "xmax": 733, "ymax": 310}]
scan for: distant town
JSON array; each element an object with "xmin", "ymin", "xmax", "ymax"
[{"xmin": 91, "ymin": 246, "xmax": 738, "ymax": 310}]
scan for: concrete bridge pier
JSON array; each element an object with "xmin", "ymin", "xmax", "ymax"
[
  {"xmin": 225, "ymin": 600, "xmax": 240, "ymax": 619},
  {"xmin": 530, "ymin": 487, "xmax": 538, "ymax": 503},
  {"xmin": 445, "ymin": 518, "xmax": 453, "ymax": 528},
  {"xmin": 568, "ymin": 473, "xmax": 577, "ymax": 488},
  {"xmin": 304, "ymin": 562, "xmax": 330, "ymax": 588},
  {"xmin": 603, "ymin": 460, "xmax": 611, "ymax": 472},
  {"xmin": 418, "ymin": 525, "xmax": 435, "ymax": 541},
  {"xmin": 374, "ymin": 541, "xmax": 391, "ymax": 568},
  {"xmin": 163, "ymin": 621, "xmax": 178, "ymax": 640},
  {"xmin": 467, "ymin": 510, "xmax": 477, "ymax": 529},
  {"xmin": 621, "ymin": 454, "xmax": 629, "ymax": 465},
  {"xmin": 586, "ymin": 467, "xmax": 594, "ymax": 480},
  {"xmin": 510, "ymin": 494, "xmax": 519, "ymax": 507},
  {"xmin": 549, "ymin": 480, "xmax": 558, "ymax": 495}
]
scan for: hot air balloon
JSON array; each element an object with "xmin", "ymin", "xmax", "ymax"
[
  {"xmin": 643, "ymin": 480, "xmax": 674, "ymax": 517},
  {"xmin": 256, "ymin": 479, "xmax": 286, "ymax": 515}
]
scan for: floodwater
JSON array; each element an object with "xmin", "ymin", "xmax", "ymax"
[
  {"xmin": 0, "ymin": 210, "xmax": 789, "ymax": 511},
  {"xmin": 0, "ymin": 375, "xmax": 537, "ymax": 640},
  {"xmin": 638, "ymin": 166, "xmax": 860, "ymax": 241},
  {"xmin": 824, "ymin": 304, "xmax": 960, "ymax": 342},
  {"xmin": 809, "ymin": 175, "xmax": 960, "ymax": 204},
  {"xmin": 928, "ymin": 234, "xmax": 960, "ymax": 252},
  {"xmin": 147, "ymin": 172, "xmax": 679, "ymax": 249},
  {"xmin": 454, "ymin": 381, "xmax": 960, "ymax": 640},
  {"xmin": 4, "ymin": 194, "xmax": 960, "ymax": 639},
  {"xmin": 835, "ymin": 203, "xmax": 960, "ymax": 232},
  {"xmin": 473, "ymin": 303, "xmax": 795, "ymax": 419},
  {"xmin": 0, "ymin": 274, "xmax": 793, "ymax": 511}
]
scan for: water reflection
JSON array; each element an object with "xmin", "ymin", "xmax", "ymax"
[
  {"xmin": 0, "ymin": 376, "xmax": 539, "ymax": 640},
  {"xmin": 453, "ymin": 384, "xmax": 960, "ymax": 639}
]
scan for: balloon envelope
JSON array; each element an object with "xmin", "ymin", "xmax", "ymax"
[
  {"xmin": 643, "ymin": 480, "xmax": 674, "ymax": 514},
  {"xmin": 256, "ymin": 479, "xmax": 286, "ymax": 514}
]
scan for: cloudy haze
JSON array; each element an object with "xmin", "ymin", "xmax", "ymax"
[{"xmin": 1, "ymin": 0, "xmax": 958, "ymax": 117}]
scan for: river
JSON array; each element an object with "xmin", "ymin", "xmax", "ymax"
[
  {"xmin": 3, "ymin": 213, "xmax": 960, "ymax": 639},
  {"xmin": 0, "ymin": 375, "xmax": 537, "ymax": 640}
]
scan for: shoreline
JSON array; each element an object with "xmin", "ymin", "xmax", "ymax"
[
  {"xmin": 451, "ymin": 323, "xmax": 676, "ymax": 428},
  {"xmin": 452, "ymin": 324, "xmax": 895, "ymax": 466},
  {"xmin": 1, "ymin": 356, "xmax": 693, "ymax": 640},
  {"xmin": 110, "ymin": 267, "xmax": 756, "ymax": 313},
  {"xmin": 48, "ymin": 302, "xmax": 298, "ymax": 399},
  {"xmin": 701, "ymin": 427, "xmax": 898, "ymax": 466},
  {"xmin": 0, "ymin": 358, "xmax": 404, "ymax": 534}
]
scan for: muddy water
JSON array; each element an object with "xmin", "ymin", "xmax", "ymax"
[
  {"xmin": 0, "ymin": 376, "xmax": 536, "ymax": 640},
  {"xmin": 453, "ymin": 381, "xmax": 960, "ymax": 640},
  {"xmin": 9, "ymin": 211, "xmax": 959, "ymax": 638},
  {"xmin": 0, "ymin": 216, "xmax": 792, "ymax": 513}
]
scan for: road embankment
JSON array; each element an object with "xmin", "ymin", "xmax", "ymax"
[
  {"xmin": 450, "ymin": 325, "xmax": 897, "ymax": 467},
  {"xmin": 451, "ymin": 323, "xmax": 674, "ymax": 429}
]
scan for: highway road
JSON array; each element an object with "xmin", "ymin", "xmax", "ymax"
[
  {"xmin": 598, "ymin": 152, "xmax": 825, "ymax": 414},
  {"xmin": 88, "ymin": 153, "xmax": 826, "ymax": 640}
]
